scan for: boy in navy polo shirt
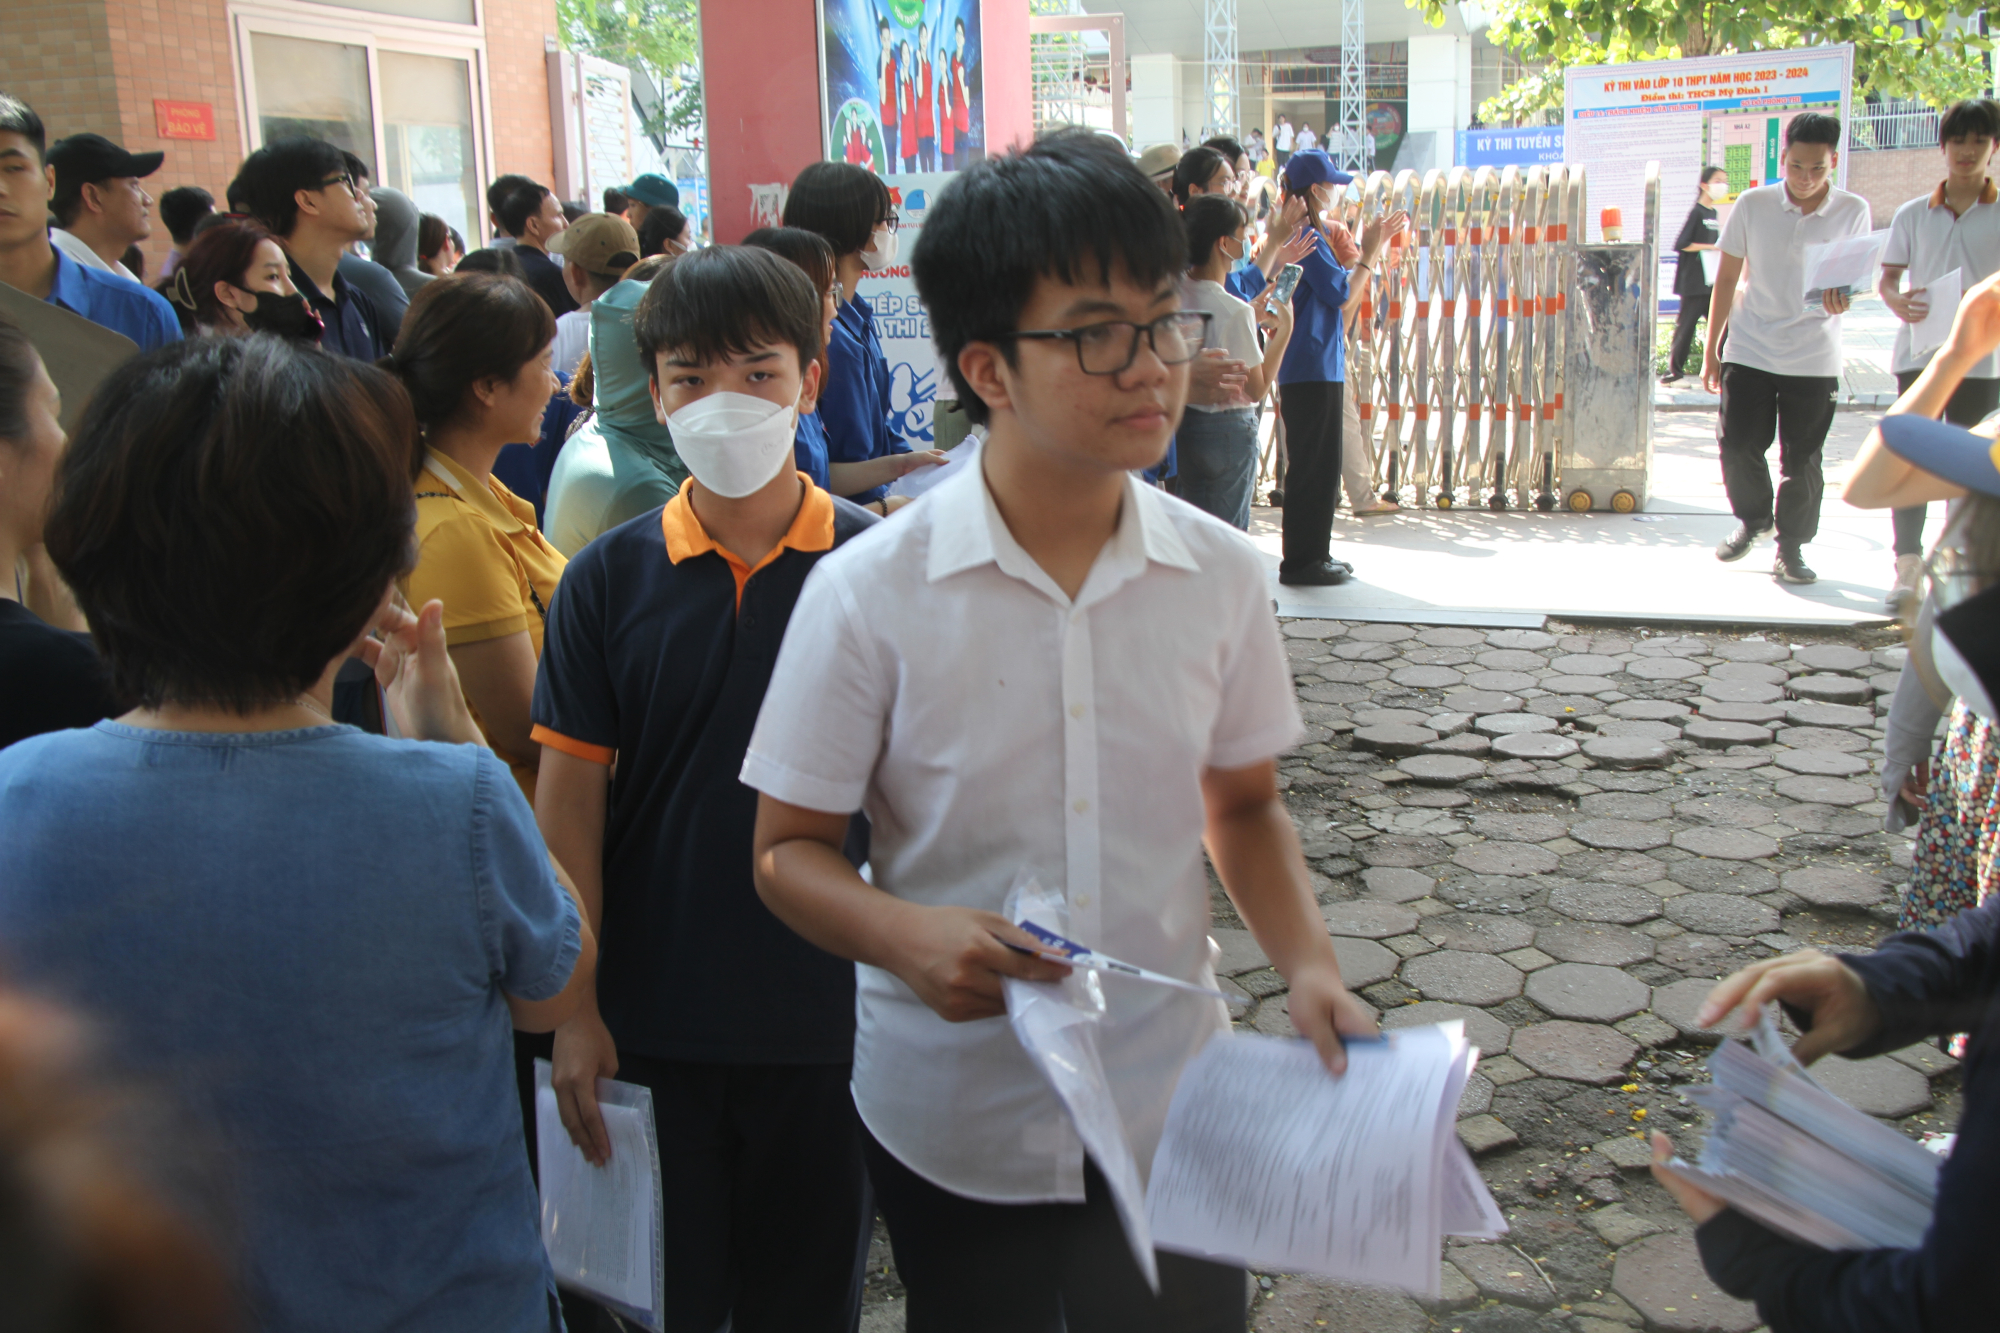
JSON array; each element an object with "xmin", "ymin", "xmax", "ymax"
[{"xmin": 528, "ymin": 246, "xmax": 877, "ymax": 1332}]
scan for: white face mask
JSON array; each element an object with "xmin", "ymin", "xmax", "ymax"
[
  {"xmin": 860, "ymin": 224, "xmax": 898, "ymax": 271},
  {"xmin": 1706, "ymin": 180, "xmax": 1729, "ymax": 200},
  {"xmin": 663, "ymin": 391, "xmax": 799, "ymax": 498}
]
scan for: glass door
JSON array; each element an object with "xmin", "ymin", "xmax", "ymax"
[
  {"xmin": 249, "ymin": 31, "xmax": 378, "ymax": 176},
  {"xmin": 379, "ymin": 50, "xmax": 479, "ymax": 244}
]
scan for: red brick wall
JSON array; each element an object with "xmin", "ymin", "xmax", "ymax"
[
  {"xmin": 1849, "ymin": 147, "xmax": 1944, "ymax": 228},
  {"xmin": 1, "ymin": 3, "xmax": 124, "ymax": 150},
  {"xmin": 484, "ymin": 0, "xmax": 558, "ymax": 229}
]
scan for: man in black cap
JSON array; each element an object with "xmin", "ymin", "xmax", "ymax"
[{"xmin": 47, "ymin": 132, "xmax": 163, "ymax": 283}]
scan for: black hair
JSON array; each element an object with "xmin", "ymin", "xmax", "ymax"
[
  {"xmin": 341, "ymin": 150, "xmax": 371, "ymax": 184},
  {"xmin": 498, "ymin": 182, "xmax": 552, "ymax": 238},
  {"xmin": 454, "ymin": 247, "xmax": 523, "ymax": 278},
  {"xmin": 1700, "ymin": 165, "xmax": 1727, "ymax": 185},
  {"xmin": 0, "ymin": 320, "xmax": 40, "ymax": 440},
  {"xmin": 158, "ymin": 186, "xmax": 215, "ymax": 246},
  {"xmin": 1940, "ymin": 99, "xmax": 2000, "ymax": 145},
  {"xmin": 632, "ymin": 245, "xmax": 824, "ymax": 376},
  {"xmin": 913, "ymin": 127, "xmax": 1187, "ymax": 426},
  {"xmin": 486, "ymin": 173, "xmax": 535, "ymax": 227},
  {"xmin": 1183, "ymin": 194, "xmax": 1248, "ymax": 268},
  {"xmin": 783, "ymin": 161, "xmax": 893, "ymax": 257},
  {"xmin": 235, "ymin": 135, "xmax": 348, "ymax": 237},
  {"xmin": 45, "ymin": 336, "xmax": 422, "ymax": 713},
  {"xmin": 638, "ymin": 205, "xmax": 689, "ymax": 257},
  {"xmin": 224, "ymin": 174, "xmax": 248, "ymax": 213},
  {"xmin": 1201, "ymin": 136, "xmax": 1246, "ymax": 166},
  {"xmin": 0, "ymin": 94, "xmax": 45, "ymax": 162},
  {"xmin": 385, "ymin": 273, "xmax": 556, "ymax": 431},
  {"xmin": 603, "ymin": 186, "xmax": 628, "ymax": 214},
  {"xmin": 743, "ymin": 226, "xmax": 836, "ymax": 299},
  {"xmin": 1172, "ymin": 146, "xmax": 1229, "ymax": 206},
  {"xmin": 1784, "ymin": 112, "xmax": 1842, "ymax": 150}
]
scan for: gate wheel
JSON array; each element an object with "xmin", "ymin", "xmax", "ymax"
[
  {"xmin": 1610, "ymin": 489, "xmax": 1638, "ymax": 513},
  {"xmin": 1566, "ymin": 489, "xmax": 1594, "ymax": 513}
]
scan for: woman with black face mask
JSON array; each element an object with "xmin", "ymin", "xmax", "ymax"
[{"xmin": 165, "ymin": 218, "xmax": 323, "ymax": 342}]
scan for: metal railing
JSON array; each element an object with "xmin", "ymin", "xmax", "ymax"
[{"xmin": 1848, "ymin": 102, "xmax": 1941, "ymax": 152}]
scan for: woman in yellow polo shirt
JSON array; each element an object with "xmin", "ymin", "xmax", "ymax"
[{"xmin": 385, "ymin": 273, "xmax": 562, "ymax": 800}]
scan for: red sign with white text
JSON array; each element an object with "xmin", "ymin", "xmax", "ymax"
[{"xmin": 154, "ymin": 100, "xmax": 216, "ymax": 141}]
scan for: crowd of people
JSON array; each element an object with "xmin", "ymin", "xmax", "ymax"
[{"xmin": 0, "ymin": 76, "xmax": 1996, "ymax": 1333}]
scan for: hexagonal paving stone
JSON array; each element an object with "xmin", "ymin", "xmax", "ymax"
[
  {"xmin": 1352, "ymin": 724, "xmax": 1441, "ymax": 755},
  {"xmin": 1353, "ymin": 706, "xmax": 1433, "ymax": 727},
  {"xmin": 1613, "ymin": 1233, "xmax": 1761, "ymax": 1333},
  {"xmin": 1549, "ymin": 883, "xmax": 1664, "ymax": 924},
  {"xmin": 1771, "ymin": 747, "xmax": 1870, "ymax": 776},
  {"xmin": 1360, "ymin": 867, "xmax": 1437, "ymax": 902},
  {"xmin": 1595, "ymin": 719, "xmax": 1686, "ymax": 741},
  {"xmin": 1781, "ymin": 866, "xmax": 1886, "ymax": 909},
  {"xmin": 1526, "ymin": 962, "xmax": 1652, "ymax": 1022},
  {"xmin": 1468, "ymin": 812, "xmax": 1570, "ymax": 842},
  {"xmin": 1323, "ymin": 901, "xmax": 1421, "ymax": 938},
  {"xmin": 1874, "ymin": 646, "xmax": 1910, "ymax": 670},
  {"xmin": 1671, "ymin": 826, "xmax": 1780, "ymax": 859},
  {"xmin": 1418, "ymin": 627, "xmax": 1488, "ymax": 647},
  {"xmin": 1492, "ymin": 732, "xmax": 1581, "ymax": 760},
  {"xmin": 1700, "ymin": 678, "xmax": 1785, "ymax": 704},
  {"xmin": 1773, "ymin": 775, "xmax": 1874, "ymax": 807},
  {"xmin": 1773, "ymin": 725, "xmax": 1870, "ymax": 752},
  {"xmin": 1625, "ymin": 656, "xmax": 1705, "ymax": 681},
  {"xmin": 1579, "ymin": 791, "xmax": 1674, "ymax": 821},
  {"xmin": 1665, "ymin": 893, "xmax": 1781, "ymax": 936},
  {"xmin": 1774, "ymin": 804, "xmax": 1879, "ymax": 835},
  {"xmin": 1210, "ymin": 927, "xmax": 1271, "ymax": 976},
  {"xmin": 1714, "ymin": 639, "xmax": 1791, "ymax": 663},
  {"xmin": 1300, "ymin": 682, "xmax": 1371, "ymax": 705},
  {"xmin": 1381, "ymin": 1000, "xmax": 1512, "ymax": 1054},
  {"xmin": 1582, "ymin": 736, "xmax": 1675, "ymax": 769},
  {"xmin": 1453, "ymin": 841, "xmax": 1561, "ymax": 876},
  {"xmin": 1397, "ymin": 754, "xmax": 1486, "ymax": 785},
  {"xmin": 1807, "ymin": 1054, "xmax": 1932, "ymax": 1119},
  {"xmin": 1551, "ymin": 653, "xmax": 1622, "ymax": 675},
  {"xmin": 1608, "ymin": 699, "xmax": 1694, "ymax": 720},
  {"xmin": 1683, "ymin": 718, "xmax": 1774, "ymax": 749},
  {"xmin": 1545, "ymin": 674, "xmax": 1625, "ymax": 694},
  {"xmin": 1420, "ymin": 913, "xmax": 1538, "ymax": 954},
  {"xmin": 1461, "ymin": 670, "xmax": 1540, "ymax": 693},
  {"xmin": 1280, "ymin": 619, "xmax": 1345, "ymax": 639},
  {"xmin": 1535, "ymin": 921, "xmax": 1656, "ymax": 966},
  {"xmin": 1424, "ymin": 732, "xmax": 1492, "ymax": 757},
  {"xmin": 1401, "ymin": 949, "xmax": 1524, "ymax": 1004},
  {"xmin": 1474, "ymin": 712, "xmax": 1558, "ymax": 737},
  {"xmin": 1529, "ymin": 693, "xmax": 1606, "ymax": 717},
  {"xmin": 1359, "ymin": 836, "xmax": 1450, "ymax": 868},
  {"xmin": 1668, "ymin": 860, "xmax": 1779, "ymax": 894},
  {"xmin": 1674, "ymin": 794, "xmax": 1782, "ymax": 828},
  {"xmin": 1456, "ymin": 1071, "xmax": 1495, "ymax": 1117},
  {"xmin": 1783, "ymin": 700, "xmax": 1876, "ymax": 729},
  {"xmin": 1391, "ymin": 665, "xmax": 1467, "ymax": 689},
  {"xmin": 1475, "ymin": 649, "xmax": 1548, "ymax": 671},
  {"xmin": 1634, "ymin": 635, "xmax": 1710, "ymax": 657},
  {"xmin": 1570, "ymin": 818, "xmax": 1672, "ymax": 851},
  {"xmin": 1443, "ymin": 689, "xmax": 1524, "ymax": 714},
  {"xmin": 1787, "ymin": 673, "xmax": 1875, "ymax": 705},
  {"xmin": 1347, "ymin": 622, "xmax": 1417, "ymax": 642},
  {"xmin": 1793, "ymin": 643, "xmax": 1872, "ymax": 672},
  {"xmin": 1487, "ymin": 628, "xmax": 1558, "ymax": 649},
  {"xmin": 1708, "ymin": 660, "xmax": 1790, "ymax": 684},
  {"xmin": 1695, "ymin": 698, "xmax": 1789, "ymax": 724},
  {"xmin": 1650, "ymin": 976, "xmax": 1734, "ymax": 1039},
  {"xmin": 1331, "ymin": 935, "xmax": 1400, "ymax": 988},
  {"xmin": 1448, "ymin": 1244, "xmax": 1557, "ymax": 1309},
  {"xmin": 1511, "ymin": 1020, "xmax": 1639, "ymax": 1084}
]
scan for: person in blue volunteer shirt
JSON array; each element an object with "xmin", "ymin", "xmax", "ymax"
[
  {"xmin": 783, "ymin": 162, "xmax": 944, "ymax": 513},
  {"xmin": 1273, "ymin": 149, "xmax": 1402, "ymax": 587},
  {"xmin": 0, "ymin": 96, "xmax": 179, "ymax": 350}
]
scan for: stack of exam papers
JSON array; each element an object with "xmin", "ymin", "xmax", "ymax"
[{"xmin": 1658, "ymin": 1010, "xmax": 1941, "ymax": 1250}]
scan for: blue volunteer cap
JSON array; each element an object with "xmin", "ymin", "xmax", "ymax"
[
  {"xmin": 1281, "ymin": 149, "xmax": 1353, "ymax": 193},
  {"xmin": 622, "ymin": 173, "xmax": 680, "ymax": 208},
  {"xmin": 1878, "ymin": 413, "xmax": 2000, "ymax": 499}
]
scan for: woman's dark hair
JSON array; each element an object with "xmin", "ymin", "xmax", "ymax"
[
  {"xmin": 1183, "ymin": 194, "xmax": 1249, "ymax": 268},
  {"xmin": 0, "ymin": 321, "xmax": 39, "ymax": 440},
  {"xmin": 385, "ymin": 273, "xmax": 555, "ymax": 431},
  {"xmin": 1201, "ymin": 136, "xmax": 1245, "ymax": 167},
  {"xmin": 742, "ymin": 227, "xmax": 837, "ymax": 390},
  {"xmin": 234, "ymin": 135, "xmax": 348, "ymax": 238},
  {"xmin": 913, "ymin": 128, "xmax": 1186, "ymax": 425},
  {"xmin": 638, "ymin": 205, "xmax": 688, "ymax": 257},
  {"xmin": 632, "ymin": 246, "xmax": 824, "ymax": 376},
  {"xmin": 453, "ymin": 247, "xmax": 523, "ymax": 278},
  {"xmin": 783, "ymin": 161, "xmax": 893, "ymax": 257},
  {"xmin": 1939, "ymin": 98, "xmax": 2000, "ymax": 145},
  {"xmin": 416, "ymin": 212, "xmax": 452, "ymax": 266},
  {"xmin": 1172, "ymin": 146, "xmax": 1229, "ymax": 206},
  {"xmin": 603, "ymin": 187, "xmax": 628, "ymax": 215},
  {"xmin": 1700, "ymin": 165, "xmax": 1728, "ymax": 186},
  {"xmin": 44, "ymin": 336, "xmax": 422, "ymax": 712},
  {"xmin": 162, "ymin": 219, "xmax": 281, "ymax": 333},
  {"xmin": 1784, "ymin": 112, "xmax": 1843, "ymax": 149}
]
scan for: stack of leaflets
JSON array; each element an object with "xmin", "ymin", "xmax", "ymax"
[{"xmin": 1658, "ymin": 1009, "xmax": 1940, "ymax": 1250}]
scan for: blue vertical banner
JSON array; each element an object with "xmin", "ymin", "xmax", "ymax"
[
  {"xmin": 855, "ymin": 172, "xmax": 953, "ymax": 444},
  {"xmin": 822, "ymin": 0, "xmax": 985, "ymax": 177}
]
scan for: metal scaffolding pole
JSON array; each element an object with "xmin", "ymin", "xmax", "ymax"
[
  {"xmin": 1338, "ymin": 0, "xmax": 1370, "ymax": 171},
  {"xmin": 1204, "ymin": 0, "xmax": 1238, "ymax": 138}
]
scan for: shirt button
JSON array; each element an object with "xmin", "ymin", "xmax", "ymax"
[
  {"xmin": 1073, "ymin": 798, "xmax": 1089, "ymax": 814},
  {"xmin": 1069, "ymin": 702, "xmax": 1085, "ymax": 718}
]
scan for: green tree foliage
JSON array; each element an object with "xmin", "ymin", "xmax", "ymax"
[
  {"xmin": 1410, "ymin": 0, "xmax": 1992, "ymax": 124},
  {"xmin": 555, "ymin": 0, "xmax": 703, "ymax": 141}
]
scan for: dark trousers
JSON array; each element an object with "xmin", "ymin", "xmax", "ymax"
[
  {"xmin": 1277, "ymin": 380, "xmax": 1344, "ymax": 572},
  {"xmin": 613, "ymin": 1056, "xmax": 872, "ymax": 1333},
  {"xmin": 1717, "ymin": 362, "xmax": 1838, "ymax": 548},
  {"xmin": 1668, "ymin": 292, "xmax": 1709, "ymax": 377},
  {"xmin": 862, "ymin": 1127, "xmax": 1246, "ymax": 1333},
  {"xmin": 1890, "ymin": 369, "xmax": 2000, "ymax": 554}
]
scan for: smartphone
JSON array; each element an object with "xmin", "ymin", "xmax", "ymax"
[{"xmin": 1272, "ymin": 263, "xmax": 1304, "ymax": 304}]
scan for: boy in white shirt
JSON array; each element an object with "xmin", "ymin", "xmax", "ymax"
[
  {"xmin": 1273, "ymin": 115, "xmax": 1294, "ymax": 167},
  {"xmin": 741, "ymin": 128, "xmax": 1374, "ymax": 1331},
  {"xmin": 1877, "ymin": 98, "xmax": 2000, "ymax": 607},
  {"xmin": 1703, "ymin": 111, "xmax": 1870, "ymax": 584}
]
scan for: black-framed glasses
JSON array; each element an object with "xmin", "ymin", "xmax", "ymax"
[
  {"xmin": 1006, "ymin": 310, "xmax": 1212, "ymax": 375},
  {"xmin": 880, "ymin": 212, "xmax": 900, "ymax": 231},
  {"xmin": 317, "ymin": 172, "xmax": 356, "ymax": 193}
]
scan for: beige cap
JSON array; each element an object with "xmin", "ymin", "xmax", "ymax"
[
  {"xmin": 547, "ymin": 212, "xmax": 641, "ymax": 278},
  {"xmin": 1136, "ymin": 143, "xmax": 1181, "ymax": 179}
]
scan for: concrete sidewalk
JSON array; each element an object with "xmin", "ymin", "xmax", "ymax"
[{"xmin": 1656, "ymin": 293, "xmax": 1903, "ymax": 411}]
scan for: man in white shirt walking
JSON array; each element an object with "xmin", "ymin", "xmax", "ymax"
[
  {"xmin": 1876, "ymin": 98, "xmax": 2000, "ymax": 608},
  {"xmin": 1273, "ymin": 115, "xmax": 1294, "ymax": 168},
  {"xmin": 1703, "ymin": 112, "xmax": 1871, "ymax": 584},
  {"xmin": 743, "ymin": 129, "xmax": 1375, "ymax": 1331},
  {"xmin": 1296, "ymin": 122, "xmax": 1320, "ymax": 154}
]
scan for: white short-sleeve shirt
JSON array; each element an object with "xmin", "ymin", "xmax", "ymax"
[
  {"xmin": 1180, "ymin": 276, "xmax": 1261, "ymax": 412},
  {"xmin": 1296, "ymin": 126, "xmax": 1319, "ymax": 152},
  {"xmin": 1274, "ymin": 123, "xmax": 1294, "ymax": 152},
  {"xmin": 552, "ymin": 304, "xmax": 591, "ymax": 378},
  {"xmin": 1717, "ymin": 182, "xmax": 1871, "ymax": 378},
  {"xmin": 1882, "ymin": 180, "xmax": 2000, "ymax": 377},
  {"xmin": 741, "ymin": 460, "xmax": 1304, "ymax": 1203}
]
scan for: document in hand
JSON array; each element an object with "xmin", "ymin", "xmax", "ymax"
[
  {"xmin": 1910, "ymin": 267, "xmax": 1964, "ymax": 359},
  {"xmin": 1800, "ymin": 229, "xmax": 1889, "ymax": 310},
  {"xmin": 533, "ymin": 1059, "xmax": 666, "ymax": 1330},
  {"xmin": 1146, "ymin": 1023, "xmax": 1506, "ymax": 1297},
  {"xmin": 1656, "ymin": 1009, "xmax": 1941, "ymax": 1250}
]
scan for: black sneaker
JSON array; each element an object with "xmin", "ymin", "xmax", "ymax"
[
  {"xmin": 1279, "ymin": 559, "xmax": 1352, "ymax": 586},
  {"xmin": 1268, "ymin": 488, "xmax": 1285, "ymax": 507},
  {"xmin": 1715, "ymin": 521, "xmax": 1772, "ymax": 563},
  {"xmin": 1774, "ymin": 547, "xmax": 1817, "ymax": 584}
]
